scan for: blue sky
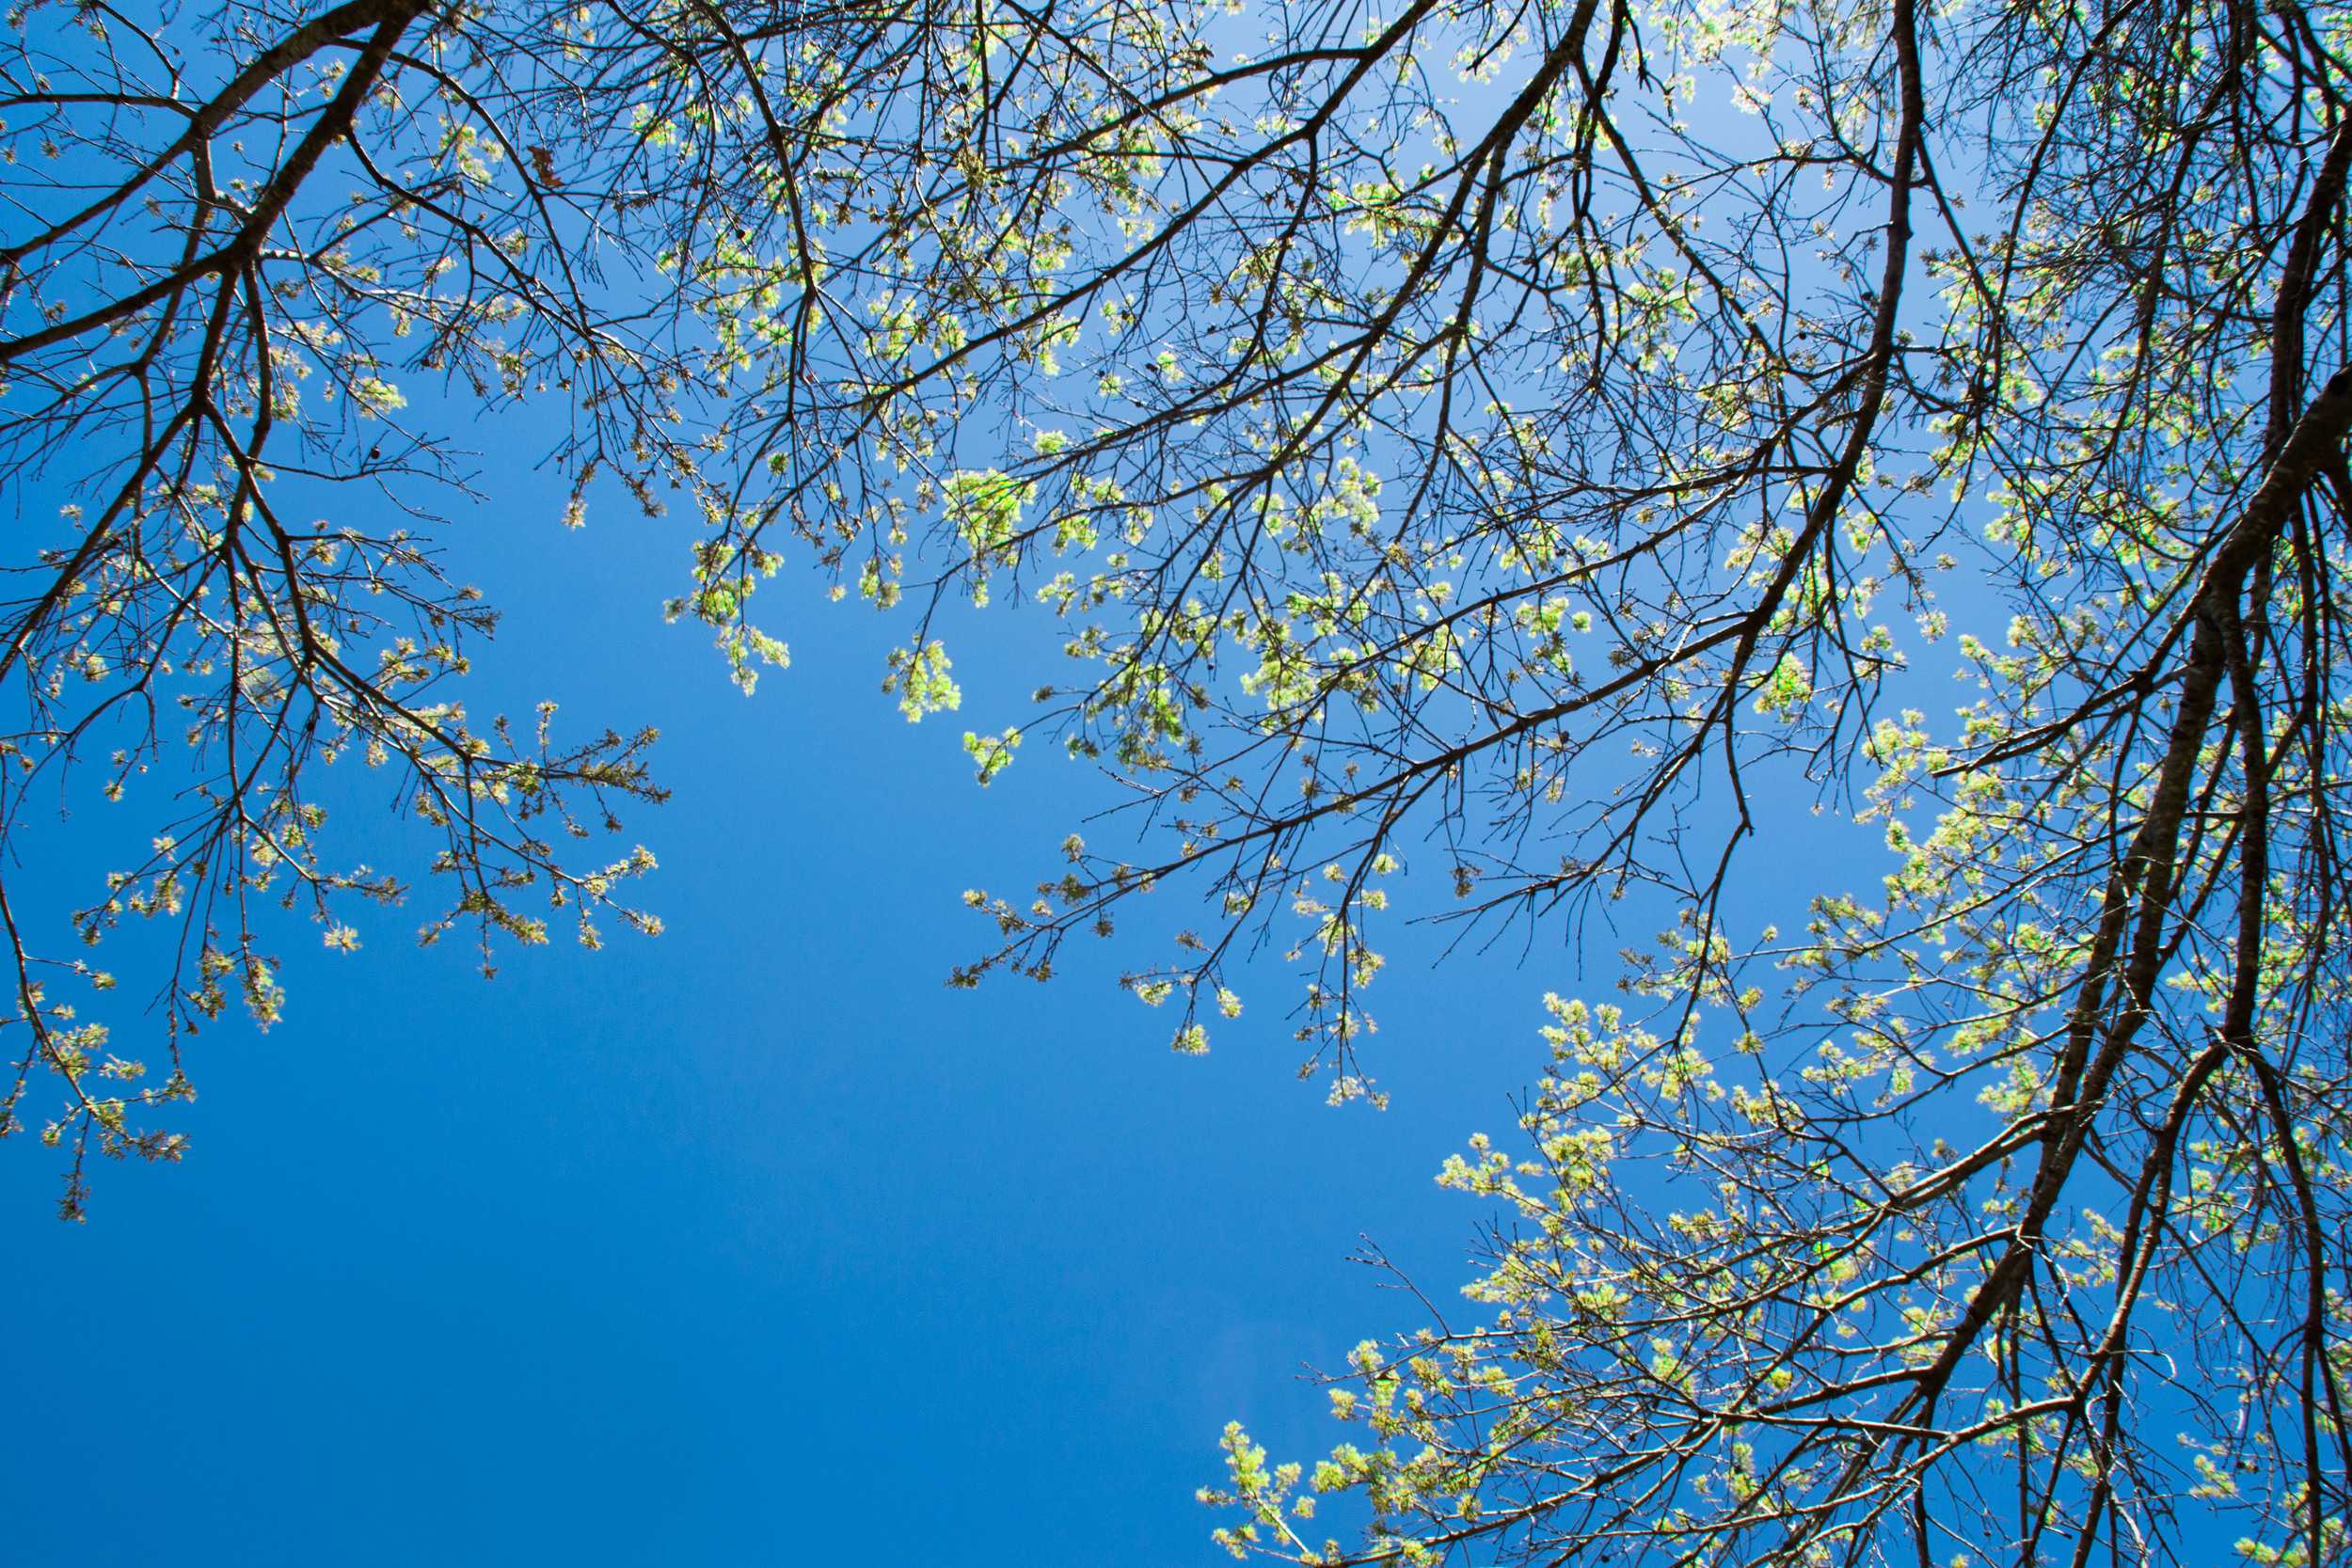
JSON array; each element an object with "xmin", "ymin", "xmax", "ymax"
[
  {"xmin": 0, "ymin": 431, "xmax": 1763, "ymax": 1565},
  {"xmin": 0, "ymin": 21, "xmax": 1919, "ymax": 1559},
  {"xmin": 0, "ymin": 5, "xmax": 2315, "ymax": 1560}
]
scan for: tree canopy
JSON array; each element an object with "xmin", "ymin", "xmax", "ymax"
[{"xmin": 9, "ymin": 0, "xmax": 2352, "ymax": 1562}]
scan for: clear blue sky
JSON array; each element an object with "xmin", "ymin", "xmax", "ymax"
[
  {"xmin": 0, "ymin": 36, "xmax": 1884, "ymax": 1559},
  {"xmin": 0, "ymin": 432, "xmax": 1760, "ymax": 1565},
  {"xmin": 0, "ymin": 17, "xmax": 2274, "ymax": 1565}
]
